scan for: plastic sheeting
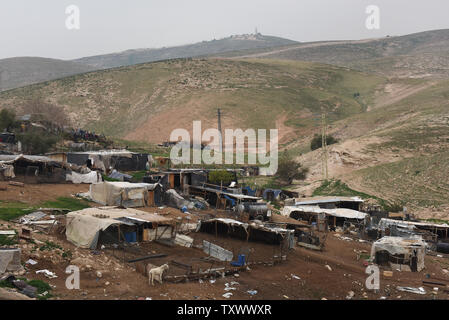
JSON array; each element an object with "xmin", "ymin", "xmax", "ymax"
[
  {"xmin": 0, "ymin": 249, "xmax": 22, "ymax": 274},
  {"xmin": 89, "ymin": 182, "xmax": 159, "ymax": 207},
  {"xmin": 0, "ymin": 164, "xmax": 15, "ymax": 178},
  {"xmin": 66, "ymin": 207, "xmax": 142, "ymax": 248},
  {"xmin": 370, "ymin": 236, "xmax": 426, "ymax": 272},
  {"xmin": 66, "ymin": 171, "xmax": 102, "ymax": 184},
  {"xmin": 165, "ymin": 189, "xmax": 194, "ymax": 210},
  {"xmin": 283, "ymin": 205, "xmax": 367, "ymax": 220}
]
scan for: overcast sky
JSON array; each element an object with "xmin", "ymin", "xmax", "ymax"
[{"xmin": 0, "ymin": 0, "xmax": 448, "ymax": 60}]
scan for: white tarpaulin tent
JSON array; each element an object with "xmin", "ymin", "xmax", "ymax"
[
  {"xmin": 283, "ymin": 205, "xmax": 367, "ymax": 220},
  {"xmin": 66, "ymin": 207, "xmax": 174, "ymax": 249},
  {"xmin": 66, "ymin": 207, "xmax": 141, "ymax": 248},
  {"xmin": 89, "ymin": 181, "xmax": 159, "ymax": 207},
  {"xmin": 370, "ymin": 236, "xmax": 426, "ymax": 272}
]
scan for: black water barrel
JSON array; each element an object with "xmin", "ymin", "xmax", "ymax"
[{"xmin": 436, "ymin": 242, "xmax": 449, "ymax": 254}]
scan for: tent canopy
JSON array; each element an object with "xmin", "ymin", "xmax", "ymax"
[{"xmin": 66, "ymin": 207, "xmax": 172, "ymax": 248}]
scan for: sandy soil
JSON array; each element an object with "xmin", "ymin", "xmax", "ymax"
[
  {"xmin": 2, "ymin": 183, "xmax": 448, "ymax": 301},
  {"xmin": 0, "ymin": 183, "xmax": 90, "ymax": 205},
  {"xmin": 6, "ymin": 224, "xmax": 448, "ymax": 301}
]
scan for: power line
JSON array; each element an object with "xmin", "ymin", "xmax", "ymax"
[{"xmin": 321, "ymin": 112, "xmax": 329, "ymax": 180}]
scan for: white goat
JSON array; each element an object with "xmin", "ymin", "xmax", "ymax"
[{"xmin": 148, "ymin": 263, "xmax": 169, "ymax": 286}]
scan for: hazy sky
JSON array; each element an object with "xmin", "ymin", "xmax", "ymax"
[{"xmin": 0, "ymin": 0, "xmax": 448, "ymax": 60}]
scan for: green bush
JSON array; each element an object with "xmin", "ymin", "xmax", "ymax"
[
  {"xmin": 310, "ymin": 134, "xmax": 338, "ymax": 151},
  {"xmin": 276, "ymin": 152, "xmax": 308, "ymax": 185},
  {"xmin": 16, "ymin": 131, "xmax": 59, "ymax": 155},
  {"xmin": 208, "ymin": 170, "xmax": 235, "ymax": 185},
  {"xmin": 0, "ymin": 109, "xmax": 18, "ymax": 132}
]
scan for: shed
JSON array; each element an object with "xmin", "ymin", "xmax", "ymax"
[
  {"xmin": 66, "ymin": 207, "xmax": 174, "ymax": 249},
  {"xmin": 370, "ymin": 236, "xmax": 426, "ymax": 272},
  {"xmin": 89, "ymin": 181, "xmax": 163, "ymax": 207}
]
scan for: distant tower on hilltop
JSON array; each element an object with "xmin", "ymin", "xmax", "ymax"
[{"xmin": 255, "ymin": 27, "xmax": 259, "ymax": 35}]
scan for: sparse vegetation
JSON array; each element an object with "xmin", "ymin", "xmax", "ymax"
[
  {"xmin": 0, "ymin": 108, "xmax": 18, "ymax": 132},
  {"xmin": 0, "ymin": 278, "xmax": 53, "ymax": 300},
  {"xmin": 208, "ymin": 170, "xmax": 235, "ymax": 186},
  {"xmin": 312, "ymin": 179, "xmax": 402, "ymax": 212},
  {"xmin": 276, "ymin": 152, "xmax": 308, "ymax": 185},
  {"xmin": 41, "ymin": 197, "xmax": 90, "ymax": 211},
  {"xmin": 16, "ymin": 130, "xmax": 59, "ymax": 155},
  {"xmin": 0, "ymin": 233, "xmax": 18, "ymax": 246},
  {"xmin": 0, "ymin": 201, "xmax": 35, "ymax": 221},
  {"xmin": 39, "ymin": 240, "xmax": 63, "ymax": 251},
  {"xmin": 310, "ymin": 134, "xmax": 338, "ymax": 151}
]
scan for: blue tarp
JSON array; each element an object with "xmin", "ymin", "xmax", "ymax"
[
  {"xmin": 224, "ymin": 195, "xmax": 236, "ymax": 207},
  {"xmin": 243, "ymin": 186, "xmax": 257, "ymax": 197},
  {"xmin": 109, "ymin": 171, "xmax": 133, "ymax": 181},
  {"xmin": 124, "ymin": 232, "xmax": 137, "ymax": 243}
]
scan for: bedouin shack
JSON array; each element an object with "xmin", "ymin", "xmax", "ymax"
[
  {"xmin": 283, "ymin": 205, "xmax": 368, "ymax": 230},
  {"xmin": 198, "ymin": 218, "xmax": 295, "ymax": 248},
  {"xmin": 88, "ymin": 181, "xmax": 163, "ymax": 207},
  {"xmin": 370, "ymin": 236, "xmax": 426, "ymax": 272},
  {"xmin": 0, "ymin": 154, "xmax": 101, "ymax": 184},
  {"xmin": 66, "ymin": 207, "xmax": 175, "ymax": 249},
  {"xmin": 67, "ymin": 150, "xmax": 151, "ymax": 172}
]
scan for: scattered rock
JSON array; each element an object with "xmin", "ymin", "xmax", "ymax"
[{"xmin": 346, "ymin": 291, "xmax": 355, "ymax": 300}]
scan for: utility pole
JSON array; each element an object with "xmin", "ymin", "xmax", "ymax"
[
  {"xmin": 217, "ymin": 108, "xmax": 223, "ymax": 153},
  {"xmin": 0, "ymin": 68, "xmax": 3, "ymax": 92},
  {"xmin": 321, "ymin": 113, "xmax": 329, "ymax": 180}
]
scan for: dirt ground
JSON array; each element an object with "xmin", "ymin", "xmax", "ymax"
[
  {"xmin": 2, "ymin": 183, "xmax": 449, "ymax": 300},
  {"xmin": 5, "ymin": 225, "xmax": 449, "ymax": 301},
  {"xmin": 0, "ymin": 183, "xmax": 90, "ymax": 205}
]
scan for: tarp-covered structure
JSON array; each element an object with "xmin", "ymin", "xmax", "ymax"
[
  {"xmin": 66, "ymin": 207, "xmax": 174, "ymax": 249},
  {"xmin": 198, "ymin": 218, "xmax": 295, "ymax": 248},
  {"xmin": 378, "ymin": 218, "xmax": 449, "ymax": 241},
  {"xmin": 89, "ymin": 181, "xmax": 163, "ymax": 207},
  {"xmin": 283, "ymin": 205, "xmax": 367, "ymax": 229},
  {"xmin": 67, "ymin": 150, "xmax": 152, "ymax": 172},
  {"xmin": 165, "ymin": 189, "xmax": 195, "ymax": 210},
  {"xmin": 294, "ymin": 196, "xmax": 364, "ymax": 210},
  {"xmin": 371, "ymin": 236, "xmax": 426, "ymax": 272},
  {"xmin": 0, "ymin": 154, "xmax": 98, "ymax": 184}
]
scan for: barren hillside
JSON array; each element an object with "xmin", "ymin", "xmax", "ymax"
[
  {"xmin": 226, "ymin": 29, "xmax": 449, "ymax": 79},
  {"xmin": 0, "ymin": 58, "xmax": 384, "ymax": 142}
]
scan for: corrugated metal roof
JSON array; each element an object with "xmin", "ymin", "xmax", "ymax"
[
  {"xmin": 283, "ymin": 205, "xmax": 367, "ymax": 220},
  {"xmin": 295, "ymin": 196, "xmax": 364, "ymax": 206}
]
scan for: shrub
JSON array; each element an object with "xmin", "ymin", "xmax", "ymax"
[
  {"xmin": 0, "ymin": 109, "xmax": 18, "ymax": 132},
  {"xmin": 16, "ymin": 130, "xmax": 59, "ymax": 154},
  {"xmin": 310, "ymin": 134, "xmax": 339, "ymax": 151},
  {"xmin": 208, "ymin": 170, "xmax": 235, "ymax": 186},
  {"xmin": 276, "ymin": 152, "xmax": 308, "ymax": 185}
]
